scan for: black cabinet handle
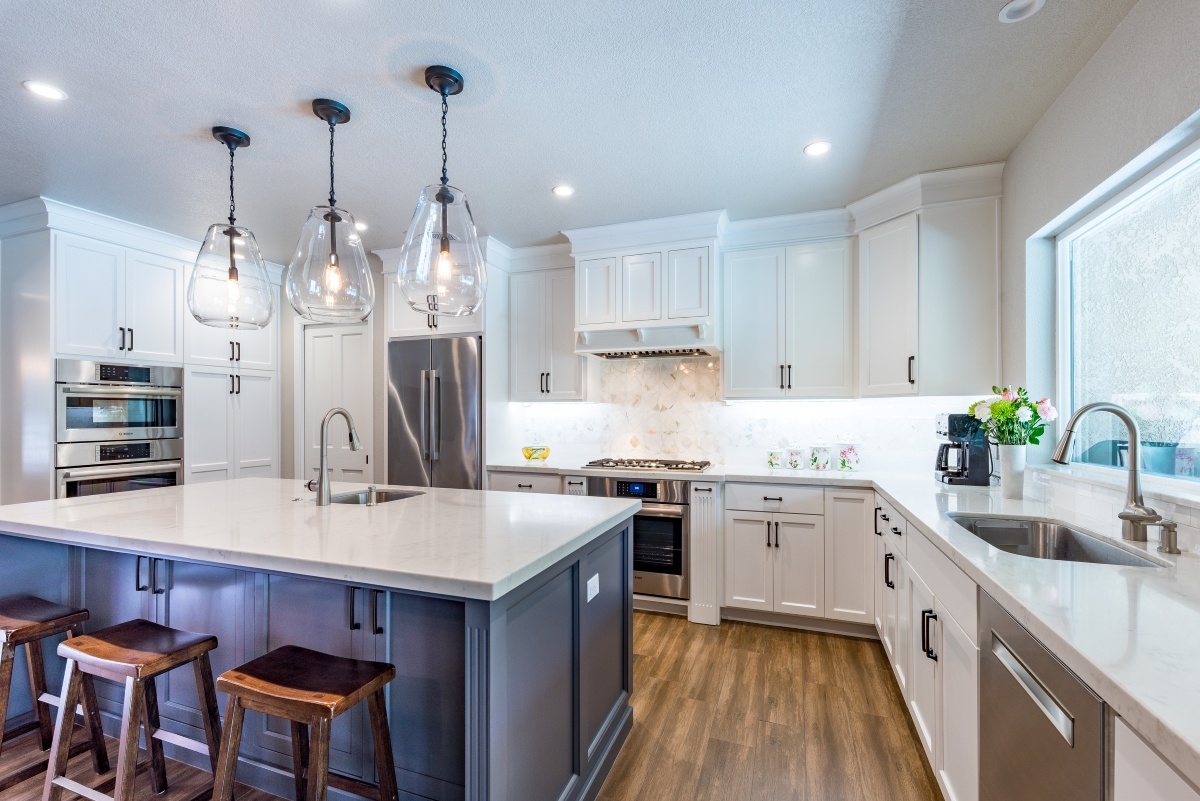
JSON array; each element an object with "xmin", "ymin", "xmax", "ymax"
[
  {"xmin": 371, "ymin": 590, "xmax": 384, "ymax": 635},
  {"xmin": 922, "ymin": 610, "xmax": 938, "ymax": 661},
  {"xmin": 787, "ymin": 365, "xmax": 792, "ymax": 389},
  {"xmin": 908, "ymin": 355, "xmax": 915, "ymax": 385},
  {"xmin": 884, "ymin": 553, "xmax": 895, "ymax": 589},
  {"xmin": 150, "ymin": 558, "xmax": 165, "ymax": 595},
  {"xmin": 880, "ymin": 513, "xmax": 890, "ymax": 522},
  {"xmin": 545, "ymin": 371, "xmax": 550, "ymax": 392},
  {"xmin": 568, "ymin": 481, "xmax": 584, "ymax": 486},
  {"xmin": 236, "ymin": 341, "xmax": 241, "ymax": 361},
  {"xmin": 127, "ymin": 328, "xmax": 133, "ymax": 351},
  {"xmin": 517, "ymin": 483, "xmax": 532, "ymax": 489},
  {"xmin": 779, "ymin": 365, "xmax": 785, "ymax": 390},
  {"xmin": 135, "ymin": 555, "xmax": 148, "ymax": 592},
  {"xmin": 891, "ymin": 526, "xmax": 902, "ymax": 537},
  {"xmin": 774, "ymin": 521, "xmax": 780, "ymax": 548},
  {"xmin": 236, "ymin": 375, "xmax": 241, "ymax": 395},
  {"xmin": 349, "ymin": 587, "xmax": 361, "ymax": 630},
  {"xmin": 764, "ymin": 496, "xmax": 783, "ymax": 502},
  {"xmin": 766, "ymin": 520, "xmax": 771, "ymax": 547},
  {"xmin": 119, "ymin": 327, "xmax": 126, "ymax": 351},
  {"xmin": 229, "ymin": 341, "xmax": 235, "ymax": 361},
  {"xmin": 874, "ymin": 506, "xmax": 882, "ymax": 536},
  {"xmin": 694, "ymin": 487, "xmax": 712, "ymax": 493},
  {"xmin": 229, "ymin": 375, "xmax": 235, "ymax": 395}
]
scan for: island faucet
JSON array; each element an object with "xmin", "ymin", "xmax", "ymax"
[
  {"xmin": 306, "ymin": 407, "xmax": 362, "ymax": 506},
  {"xmin": 1051, "ymin": 402, "xmax": 1162, "ymax": 542}
]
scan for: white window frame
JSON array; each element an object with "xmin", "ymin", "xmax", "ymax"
[{"xmin": 1055, "ymin": 135, "xmax": 1200, "ymax": 483}]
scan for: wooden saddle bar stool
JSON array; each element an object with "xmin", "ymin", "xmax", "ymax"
[
  {"xmin": 43, "ymin": 618, "xmax": 224, "ymax": 801},
  {"xmin": 0, "ymin": 596, "xmax": 109, "ymax": 792},
  {"xmin": 212, "ymin": 645, "xmax": 399, "ymax": 801}
]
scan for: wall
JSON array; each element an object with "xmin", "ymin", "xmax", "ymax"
[
  {"xmin": 495, "ymin": 355, "xmax": 976, "ymax": 468},
  {"xmin": 1001, "ymin": 0, "xmax": 1200, "ymax": 401}
]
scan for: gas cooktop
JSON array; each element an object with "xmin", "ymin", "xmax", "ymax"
[{"xmin": 582, "ymin": 458, "xmax": 712, "ymax": 473}]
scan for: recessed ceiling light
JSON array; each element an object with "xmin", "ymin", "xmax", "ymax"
[
  {"xmin": 23, "ymin": 81, "xmax": 67, "ymax": 100},
  {"xmin": 355, "ymin": 221, "xmax": 368, "ymax": 231},
  {"xmin": 999, "ymin": 0, "xmax": 1045, "ymax": 23},
  {"xmin": 551, "ymin": 185, "xmax": 575, "ymax": 197},
  {"xmin": 804, "ymin": 141, "xmax": 832, "ymax": 157}
]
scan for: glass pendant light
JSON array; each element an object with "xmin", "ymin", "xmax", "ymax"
[
  {"xmin": 187, "ymin": 127, "xmax": 274, "ymax": 329},
  {"xmin": 285, "ymin": 99, "xmax": 375, "ymax": 323},
  {"xmin": 396, "ymin": 65, "xmax": 487, "ymax": 317}
]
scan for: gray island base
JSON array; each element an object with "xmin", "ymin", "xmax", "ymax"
[{"xmin": 0, "ymin": 478, "xmax": 639, "ymax": 801}]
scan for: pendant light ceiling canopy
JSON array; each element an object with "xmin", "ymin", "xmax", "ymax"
[
  {"xmin": 187, "ymin": 126, "xmax": 275, "ymax": 330},
  {"xmin": 284, "ymin": 98, "xmax": 375, "ymax": 324},
  {"xmin": 396, "ymin": 65, "xmax": 487, "ymax": 318}
]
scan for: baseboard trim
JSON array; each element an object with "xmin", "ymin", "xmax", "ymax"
[
  {"xmin": 720, "ymin": 608, "xmax": 879, "ymax": 639},
  {"xmin": 632, "ymin": 595, "xmax": 688, "ymax": 616}
]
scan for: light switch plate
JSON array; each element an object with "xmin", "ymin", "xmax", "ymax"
[{"xmin": 587, "ymin": 574, "xmax": 599, "ymax": 602}]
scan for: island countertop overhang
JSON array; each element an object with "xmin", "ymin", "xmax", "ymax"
[{"xmin": 0, "ymin": 478, "xmax": 641, "ymax": 601}]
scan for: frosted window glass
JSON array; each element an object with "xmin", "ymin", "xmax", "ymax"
[{"xmin": 1069, "ymin": 157, "xmax": 1200, "ymax": 479}]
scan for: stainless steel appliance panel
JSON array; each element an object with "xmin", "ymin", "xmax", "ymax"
[
  {"xmin": 387, "ymin": 338, "xmax": 434, "ymax": 488},
  {"xmin": 980, "ymin": 590, "xmax": 1104, "ymax": 801},
  {"xmin": 56, "ymin": 360, "xmax": 183, "ymax": 388},
  {"xmin": 430, "ymin": 336, "xmax": 481, "ymax": 490},
  {"xmin": 56, "ymin": 383, "xmax": 183, "ymax": 442},
  {"xmin": 56, "ymin": 461, "xmax": 183, "ymax": 499},
  {"xmin": 588, "ymin": 477, "xmax": 691, "ymax": 600},
  {"xmin": 57, "ymin": 439, "xmax": 183, "ymax": 468}
]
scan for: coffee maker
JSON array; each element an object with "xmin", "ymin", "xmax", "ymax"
[{"xmin": 934, "ymin": 413, "xmax": 996, "ymax": 485}]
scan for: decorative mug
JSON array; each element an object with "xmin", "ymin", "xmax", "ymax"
[
  {"xmin": 786, "ymin": 448, "xmax": 806, "ymax": 470},
  {"xmin": 838, "ymin": 440, "xmax": 862, "ymax": 471},
  {"xmin": 767, "ymin": 450, "xmax": 783, "ymax": 469},
  {"xmin": 810, "ymin": 444, "xmax": 831, "ymax": 471}
]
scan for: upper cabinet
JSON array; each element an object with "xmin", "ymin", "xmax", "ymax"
[
  {"xmin": 858, "ymin": 214, "xmax": 919, "ymax": 396},
  {"xmin": 723, "ymin": 239, "xmax": 854, "ymax": 399},
  {"xmin": 183, "ymin": 274, "xmax": 278, "ymax": 371},
  {"xmin": 510, "ymin": 268, "xmax": 588, "ymax": 401},
  {"xmin": 55, "ymin": 232, "xmax": 184, "ymax": 364},
  {"xmin": 373, "ymin": 247, "xmax": 486, "ymax": 339}
]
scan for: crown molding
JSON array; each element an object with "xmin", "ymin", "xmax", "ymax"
[
  {"xmin": 507, "ymin": 242, "xmax": 573, "ymax": 273},
  {"xmin": 722, "ymin": 208, "xmax": 854, "ymax": 250},
  {"xmin": 563, "ymin": 210, "xmax": 728, "ymax": 256},
  {"xmin": 0, "ymin": 196, "xmax": 204, "ymax": 260},
  {"xmin": 847, "ymin": 163, "xmax": 1004, "ymax": 232}
]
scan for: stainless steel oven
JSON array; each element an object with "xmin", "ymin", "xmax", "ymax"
[
  {"xmin": 588, "ymin": 477, "xmax": 690, "ymax": 600},
  {"xmin": 56, "ymin": 359, "xmax": 183, "ymax": 443},
  {"xmin": 55, "ymin": 440, "xmax": 184, "ymax": 499}
]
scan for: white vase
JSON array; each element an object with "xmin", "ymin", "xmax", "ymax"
[{"xmin": 997, "ymin": 444, "xmax": 1026, "ymax": 500}]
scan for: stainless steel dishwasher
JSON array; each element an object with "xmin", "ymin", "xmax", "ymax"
[{"xmin": 980, "ymin": 591, "xmax": 1105, "ymax": 801}]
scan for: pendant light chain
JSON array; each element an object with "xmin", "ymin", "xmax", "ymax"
[
  {"xmin": 227, "ymin": 143, "xmax": 237, "ymax": 226},
  {"xmin": 328, "ymin": 120, "xmax": 337, "ymax": 208},
  {"xmin": 440, "ymin": 92, "xmax": 449, "ymax": 187}
]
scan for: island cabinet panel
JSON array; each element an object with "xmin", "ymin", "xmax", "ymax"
[
  {"xmin": 80, "ymin": 550, "xmax": 158, "ymax": 711},
  {"xmin": 0, "ymin": 534, "xmax": 74, "ymax": 732},
  {"xmin": 580, "ymin": 528, "xmax": 630, "ymax": 762}
]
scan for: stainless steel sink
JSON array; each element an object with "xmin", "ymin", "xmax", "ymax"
[
  {"xmin": 329, "ymin": 489, "xmax": 424, "ymax": 505},
  {"xmin": 948, "ymin": 514, "xmax": 1164, "ymax": 568}
]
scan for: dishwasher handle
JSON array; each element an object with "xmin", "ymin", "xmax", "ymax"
[{"xmin": 991, "ymin": 633, "xmax": 1075, "ymax": 746}]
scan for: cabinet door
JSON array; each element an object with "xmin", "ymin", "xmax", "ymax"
[
  {"xmin": 545, "ymin": 268, "xmax": 585, "ymax": 400},
  {"xmin": 908, "ymin": 566, "xmax": 938, "ymax": 760},
  {"xmin": 124, "ymin": 250, "xmax": 183, "ymax": 363},
  {"xmin": 81, "ymin": 550, "xmax": 156, "ymax": 712},
  {"xmin": 184, "ymin": 296, "xmax": 239, "ymax": 367},
  {"xmin": 859, "ymin": 213, "xmax": 918, "ymax": 396},
  {"xmin": 386, "ymin": 281, "xmax": 437, "ymax": 338},
  {"xmin": 154, "ymin": 561, "xmax": 247, "ymax": 732},
  {"xmin": 184, "ymin": 366, "xmax": 234, "ymax": 483},
  {"xmin": 894, "ymin": 552, "xmax": 912, "ymax": 698},
  {"xmin": 938, "ymin": 607, "xmax": 978, "ymax": 801},
  {"xmin": 722, "ymin": 510, "xmax": 773, "ymax": 611},
  {"xmin": 873, "ymin": 527, "xmax": 886, "ymax": 635},
  {"xmin": 246, "ymin": 575, "xmax": 372, "ymax": 779},
  {"xmin": 235, "ymin": 315, "xmax": 278, "ymax": 371},
  {"xmin": 509, "ymin": 272, "xmax": 546, "ymax": 401},
  {"xmin": 576, "ymin": 257, "xmax": 616, "ymax": 326},
  {"xmin": 233, "ymin": 369, "xmax": 278, "ymax": 478},
  {"xmin": 620, "ymin": 252, "xmax": 663, "ymax": 323},
  {"xmin": 786, "ymin": 240, "xmax": 854, "ymax": 397},
  {"xmin": 824, "ymin": 488, "xmax": 874, "ymax": 625},
  {"xmin": 562, "ymin": 475, "xmax": 588, "ymax": 496},
  {"xmin": 54, "ymin": 232, "xmax": 126, "ymax": 359},
  {"xmin": 772, "ymin": 513, "xmax": 825, "ymax": 617},
  {"xmin": 723, "ymin": 248, "xmax": 787, "ymax": 398},
  {"xmin": 1114, "ymin": 717, "xmax": 1200, "ymax": 801},
  {"xmin": 666, "ymin": 247, "xmax": 709, "ymax": 319}
]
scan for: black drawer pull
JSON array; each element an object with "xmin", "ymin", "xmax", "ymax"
[
  {"xmin": 874, "ymin": 506, "xmax": 882, "ymax": 536},
  {"xmin": 119, "ymin": 327, "xmax": 126, "ymax": 351},
  {"xmin": 517, "ymin": 483, "xmax": 532, "ymax": 489},
  {"xmin": 371, "ymin": 590, "xmax": 384, "ymax": 635},
  {"xmin": 884, "ymin": 553, "xmax": 895, "ymax": 589},
  {"xmin": 908, "ymin": 355, "xmax": 915, "ymax": 385},
  {"xmin": 150, "ymin": 558, "xmax": 165, "ymax": 595},
  {"xmin": 766, "ymin": 520, "xmax": 771, "ymax": 547},
  {"xmin": 763, "ymin": 496, "xmax": 783, "ymax": 502},
  {"xmin": 567, "ymin": 481, "xmax": 583, "ymax": 486},
  {"xmin": 774, "ymin": 522, "xmax": 780, "ymax": 548},
  {"xmin": 891, "ymin": 526, "xmax": 902, "ymax": 536},
  {"xmin": 922, "ymin": 610, "xmax": 938, "ymax": 661},
  {"xmin": 135, "ymin": 555, "xmax": 148, "ymax": 592},
  {"xmin": 694, "ymin": 487, "xmax": 712, "ymax": 493},
  {"xmin": 349, "ymin": 587, "xmax": 361, "ymax": 630},
  {"xmin": 880, "ymin": 513, "xmax": 890, "ymax": 522}
]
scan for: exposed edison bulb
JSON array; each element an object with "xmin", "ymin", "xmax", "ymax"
[
  {"xmin": 227, "ymin": 276, "xmax": 241, "ymax": 302},
  {"xmin": 437, "ymin": 246, "xmax": 452, "ymax": 280},
  {"xmin": 324, "ymin": 254, "xmax": 343, "ymax": 293}
]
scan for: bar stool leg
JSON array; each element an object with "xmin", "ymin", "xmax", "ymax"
[
  {"xmin": 212, "ymin": 695, "xmax": 245, "ymax": 801},
  {"xmin": 141, "ymin": 676, "xmax": 168, "ymax": 794},
  {"xmin": 24, "ymin": 641, "xmax": 54, "ymax": 751},
  {"xmin": 193, "ymin": 653, "xmax": 223, "ymax": 774},
  {"xmin": 367, "ymin": 691, "xmax": 399, "ymax": 801},
  {"xmin": 78, "ymin": 673, "xmax": 110, "ymax": 774},
  {"xmin": 0, "ymin": 642, "xmax": 14, "ymax": 763},
  {"xmin": 289, "ymin": 722, "xmax": 309, "ymax": 801},
  {"xmin": 305, "ymin": 717, "xmax": 330, "ymax": 801},
  {"xmin": 112, "ymin": 676, "xmax": 145, "ymax": 801},
  {"xmin": 42, "ymin": 659, "xmax": 84, "ymax": 801}
]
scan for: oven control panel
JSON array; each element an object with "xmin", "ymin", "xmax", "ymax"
[
  {"xmin": 98, "ymin": 364, "xmax": 153, "ymax": 384},
  {"xmin": 616, "ymin": 481, "xmax": 658, "ymax": 499},
  {"xmin": 98, "ymin": 443, "xmax": 153, "ymax": 462}
]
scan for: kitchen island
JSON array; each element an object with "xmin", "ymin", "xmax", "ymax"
[{"xmin": 0, "ymin": 478, "xmax": 640, "ymax": 801}]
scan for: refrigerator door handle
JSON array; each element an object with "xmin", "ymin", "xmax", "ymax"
[
  {"xmin": 419, "ymin": 370, "xmax": 430, "ymax": 461},
  {"xmin": 430, "ymin": 370, "xmax": 441, "ymax": 461}
]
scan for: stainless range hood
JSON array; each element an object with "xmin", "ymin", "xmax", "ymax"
[
  {"xmin": 592, "ymin": 347, "xmax": 712, "ymax": 360},
  {"xmin": 574, "ymin": 322, "xmax": 720, "ymax": 359}
]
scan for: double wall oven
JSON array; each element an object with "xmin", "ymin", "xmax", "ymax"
[
  {"xmin": 55, "ymin": 359, "xmax": 184, "ymax": 498},
  {"xmin": 588, "ymin": 477, "xmax": 691, "ymax": 600}
]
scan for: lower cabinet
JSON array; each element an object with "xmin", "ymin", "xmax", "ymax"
[
  {"xmin": 184, "ymin": 365, "xmax": 279, "ymax": 483},
  {"xmin": 487, "ymin": 470, "xmax": 562, "ymax": 494},
  {"xmin": 723, "ymin": 510, "xmax": 824, "ymax": 616},
  {"xmin": 907, "ymin": 567, "xmax": 938, "ymax": 756},
  {"xmin": 1115, "ymin": 716, "xmax": 1200, "ymax": 801},
  {"xmin": 562, "ymin": 475, "xmax": 588, "ymax": 496},
  {"xmin": 823, "ymin": 488, "xmax": 875, "ymax": 625}
]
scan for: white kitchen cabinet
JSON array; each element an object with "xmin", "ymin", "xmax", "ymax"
[
  {"xmin": 576, "ymin": 257, "xmax": 617, "ymax": 326},
  {"xmin": 937, "ymin": 607, "xmax": 978, "ymax": 801},
  {"xmin": 55, "ymin": 233, "xmax": 184, "ymax": 364},
  {"xmin": 907, "ymin": 565, "xmax": 938, "ymax": 758},
  {"xmin": 183, "ymin": 365, "xmax": 278, "ymax": 483},
  {"xmin": 723, "ymin": 510, "xmax": 773, "ymax": 611},
  {"xmin": 562, "ymin": 475, "xmax": 588, "ymax": 496},
  {"xmin": 858, "ymin": 213, "xmax": 919, "ymax": 396},
  {"xmin": 620, "ymin": 252, "xmax": 663, "ymax": 323},
  {"xmin": 723, "ymin": 240, "xmax": 854, "ymax": 399},
  {"xmin": 184, "ymin": 289, "xmax": 278, "ymax": 371},
  {"xmin": 510, "ymin": 268, "xmax": 586, "ymax": 401},
  {"xmin": 486, "ymin": 471, "xmax": 561, "ymax": 494},
  {"xmin": 1115, "ymin": 717, "xmax": 1200, "ymax": 801},
  {"xmin": 823, "ymin": 488, "xmax": 875, "ymax": 625},
  {"xmin": 881, "ymin": 538, "xmax": 911, "ymax": 698},
  {"xmin": 667, "ymin": 247, "xmax": 710, "ymax": 319},
  {"xmin": 723, "ymin": 509, "xmax": 824, "ymax": 617},
  {"xmin": 874, "ymin": 527, "xmax": 886, "ymax": 637},
  {"xmin": 384, "ymin": 280, "xmax": 483, "ymax": 339}
]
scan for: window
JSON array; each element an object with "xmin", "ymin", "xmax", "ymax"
[{"xmin": 1059, "ymin": 146, "xmax": 1200, "ymax": 481}]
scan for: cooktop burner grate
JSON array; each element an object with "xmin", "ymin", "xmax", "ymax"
[{"xmin": 582, "ymin": 458, "xmax": 712, "ymax": 472}]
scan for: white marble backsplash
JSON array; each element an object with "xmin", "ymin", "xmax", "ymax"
[{"xmin": 497, "ymin": 356, "xmax": 978, "ymax": 468}]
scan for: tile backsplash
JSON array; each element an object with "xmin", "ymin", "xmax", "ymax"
[{"xmin": 496, "ymin": 357, "xmax": 978, "ymax": 467}]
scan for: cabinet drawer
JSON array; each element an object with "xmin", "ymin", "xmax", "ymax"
[
  {"xmin": 877, "ymin": 496, "xmax": 907, "ymax": 554},
  {"xmin": 908, "ymin": 525, "xmax": 977, "ymax": 644},
  {"xmin": 488, "ymin": 471, "xmax": 562, "ymax": 495},
  {"xmin": 726, "ymin": 483, "xmax": 824, "ymax": 515}
]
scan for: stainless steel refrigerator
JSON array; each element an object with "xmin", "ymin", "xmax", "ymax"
[{"xmin": 386, "ymin": 336, "xmax": 482, "ymax": 489}]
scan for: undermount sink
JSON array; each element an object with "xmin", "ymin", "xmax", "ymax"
[
  {"xmin": 329, "ymin": 489, "xmax": 424, "ymax": 505},
  {"xmin": 948, "ymin": 514, "xmax": 1164, "ymax": 568}
]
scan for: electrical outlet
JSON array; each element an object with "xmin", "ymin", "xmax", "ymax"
[{"xmin": 587, "ymin": 574, "xmax": 599, "ymax": 602}]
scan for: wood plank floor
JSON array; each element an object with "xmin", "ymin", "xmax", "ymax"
[{"xmin": 597, "ymin": 612, "xmax": 943, "ymax": 801}]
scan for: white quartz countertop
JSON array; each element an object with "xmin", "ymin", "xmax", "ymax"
[
  {"xmin": 0, "ymin": 478, "xmax": 640, "ymax": 602},
  {"xmin": 490, "ymin": 458, "xmax": 1200, "ymax": 786}
]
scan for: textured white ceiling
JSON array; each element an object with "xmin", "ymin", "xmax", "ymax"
[{"xmin": 1, "ymin": 0, "xmax": 1136, "ymax": 260}]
